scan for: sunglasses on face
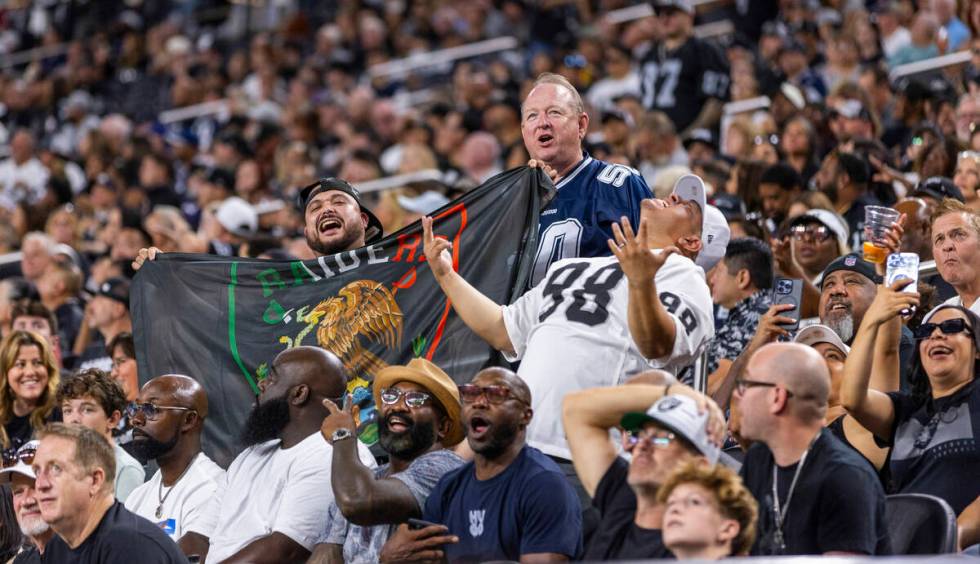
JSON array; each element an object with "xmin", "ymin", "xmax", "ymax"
[
  {"xmin": 1, "ymin": 444, "xmax": 36, "ymax": 469},
  {"xmin": 379, "ymin": 388, "xmax": 431, "ymax": 408},
  {"xmin": 458, "ymin": 384, "xmax": 526, "ymax": 405},
  {"xmin": 790, "ymin": 224, "xmax": 833, "ymax": 242},
  {"xmin": 125, "ymin": 402, "xmax": 195, "ymax": 421},
  {"xmin": 913, "ymin": 318, "xmax": 973, "ymax": 340}
]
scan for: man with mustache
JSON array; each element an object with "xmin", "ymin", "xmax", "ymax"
[
  {"xmin": 132, "ymin": 177, "xmax": 383, "ymax": 265},
  {"xmin": 380, "ymin": 368, "xmax": 582, "ymax": 563},
  {"xmin": 203, "ymin": 346, "xmax": 376, "ymax": 564},
  {"xmin": 309, "ymin": 358, "xmax": 465, "ymax": 564},
  {"xmin": 123, "ymin": 375, "xmax": 223, "ymax": 560},
  {"xmin": 0, "ymin": 441, "xmax": 53, "ymax": 563}
]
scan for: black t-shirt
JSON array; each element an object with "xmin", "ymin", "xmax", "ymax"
[
  {"xmin": 639, "ymin": 36, "xmax": 730, "ymax": 132},
  {"xmin": 42, "ymin": 502, "xmax": 188, "ymax": 563},
  {"xmin": 4, "ymin": 408, "xmax": 61, "ymax": 451},
  {"xmin": 884, "ymin": 379, "xmax": 980, "ymax": 514},
  {"xmin": 12, "ymin": 546, "xmax": 41, "ymax": 564},
  {"xmin": 826, "ymin": 415, "xmax": 891, "ymax": 488},
  {"xmin": 841, "ymin": 192, "xmax": 883, "ymax": 251},
  {"xmin": 740, "ymin": 429, "xmax": 891, "ymax": 556},
  {"xmin": 584, "ymin": 457, "xmax": 673, "ymax": 561}
]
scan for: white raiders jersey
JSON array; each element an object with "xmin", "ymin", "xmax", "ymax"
[{"xmin": 501, "ymin": 252, "xmax": 713, "ymax": 459}]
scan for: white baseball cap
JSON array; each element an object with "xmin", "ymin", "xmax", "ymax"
[
  {"xmin": 672, "ymin": 174, "xmax": 731, "ymax": 272},
  {"xmin": 620, "ymin": 394, "xmax": 720, "ymax": 464},
  {"xmin": 215, "ymin": 197, "xmax": 258, "ymax": 237},
  {"xmin": 791, "ymin": 209, "xmax": 850, "ymax": 253},
  {"xmin": 794, "ymin": 324, "xmax": 850, "ymax": 355},
  {"xmin": 397, "ymin": 190, "xmax": 449, "ymax": 215},
  {"xmin": 0, "ymin": 440, "xmax": 38, "ymax": 483}
]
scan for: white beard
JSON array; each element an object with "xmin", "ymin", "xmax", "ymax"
[
  {"xmin": 825, "ymin": 315, "xmax": 855, "ymax": 344},
  {"xmin": 18, "ymin": 515, "xmax": 49, "ymax": 537}
]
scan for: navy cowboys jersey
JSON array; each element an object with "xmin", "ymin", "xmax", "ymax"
[
  {"xmin": 532, "ymin": 155, "xmax": 653, "ymax": 285},
  {"xmin": 640, "ymin": 37, "xmax": 730, "ymax": 132}
]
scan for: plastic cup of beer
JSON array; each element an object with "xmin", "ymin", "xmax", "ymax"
[{"xmin": 863, "ymin": 206, "xmax": 901, "ymax": 263}]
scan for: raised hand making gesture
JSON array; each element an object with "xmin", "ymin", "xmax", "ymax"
[
  {"xmin": 422, "ymin": 216, "xmax": 454, "ymax": 279},
  {"xmin": 608, "ymin": 216, "xmax": 678, "ymax": 285},
  {"xmin": 320, "ymin": 394, "xmax": 357, "ymax": 445}
]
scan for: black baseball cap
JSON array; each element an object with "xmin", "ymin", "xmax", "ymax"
[
  {"xmin": 97, "ymin": 277, "xmax": 131, "ymax": 310},
  {"xmin": 651, "ymin": 0, "xmax": 694, "ymax": 15},
  {"xmin": 205, "ymin": 167, "xmax": 235, "ymax": 192},
  {"xmin": 682, "ymin": 128, "xmax": 717, "ymax": 151},
  {"xmin": 301, "ymin": 178, "xmax": 384, "ymax": 244},
  {"xmin": 913, "ymin": 176, "xmax": 964, "ymax": 203},
  {"xmin": 820, "ymin": 253, "xmax": 882, "ymax": 287}
]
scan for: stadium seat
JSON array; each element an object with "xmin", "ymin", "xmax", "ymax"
[{"xmin": 885, "ymin": 493, "xmax": 958, "ymax": 554}]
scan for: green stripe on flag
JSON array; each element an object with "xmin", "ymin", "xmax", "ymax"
[{"xmin": 228, "ymin": 262, "xmax": 260, "ymax": 395}]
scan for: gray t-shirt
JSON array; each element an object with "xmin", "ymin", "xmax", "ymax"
[
  {"xmin": 114, "ymin": 443, "xmax": 146, "ymax": 503},
  {"xmin": 325, "ymin": 449, "xmax": 465, "ymax": 564}
]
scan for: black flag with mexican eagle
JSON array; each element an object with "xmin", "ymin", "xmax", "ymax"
[{"xmin": 131, "ymin": 168, "xmax": 549, "ymax": 466}]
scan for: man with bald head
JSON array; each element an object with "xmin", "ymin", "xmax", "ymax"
[
  {"xmin": 381, "ymin": 368, "xmax": 582, "ymax": 562},
  {"xmin": 735, "ymin": 343, "xmax": 890, "ymax": 556},
  {"xmin": 204, "ymin": 346, "xmax": 376, "ymax": 564},
  {"xmin": 124, "ymin": 374, "xmax": 223, "ymax": 559},
  {"xmin": 521, "ymin": 72, "xmax": 653, "ymax": 284}
]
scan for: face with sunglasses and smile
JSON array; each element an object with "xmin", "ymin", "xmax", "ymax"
[
  {"xmin": 375, "ymin": 382, "xmax": 450, "ymax": 463},
  {"xmin": 914, "ymin": 308, "xmax": 979, "ymax": 391}
]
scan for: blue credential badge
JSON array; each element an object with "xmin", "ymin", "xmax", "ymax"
[{"xmin": 157, "ymin": 518, "xmax": 176, "ymax": 536}]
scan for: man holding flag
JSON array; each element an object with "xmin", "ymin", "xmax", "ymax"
[{"xmin": 133, "ymin": 177, "xmax": 383, "ymax": 267}]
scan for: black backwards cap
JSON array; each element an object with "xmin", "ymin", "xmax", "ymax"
[{"xmin": 300, "ymin": 178, "xmax": 384, "ymax": 244}]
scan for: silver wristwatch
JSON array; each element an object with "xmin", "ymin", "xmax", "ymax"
[{"xmin": 331, "ymin": 428, "xmax": 354, "ymax": 443}]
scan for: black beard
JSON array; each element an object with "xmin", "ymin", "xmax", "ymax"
[
  {"xmin": 470, "ymin": 417, "xmax": 521, "ymax": 460},
  {"xmin": 128, "ymin": 429, "xmax": 180, "ymax": 464},
  {"xmin": 378, "ymin": 413, "xmax": 437, "ymax": 459},
  {"xmin": 306, "ymin": 223, "xmax": 364, "ymax": 256},
  {"xmin": 241, "ymin": 394, "xmax": 291, "ymax": 447}
]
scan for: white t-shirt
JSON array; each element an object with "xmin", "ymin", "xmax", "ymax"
[
  {"xmin": 204, "ymin": 432, "xmax": 376, "ymax": 562},
  {"xmin": 124, "ymin": 452, "xmax": 225, "ymax": 540},
  {"xmin": 942, "ymin": 294, "xmax": 980, "ymax": 316},
  {"xmin": 502, "ymin": 253, "xmax": 713, "ymax": 459},
  {"xmin": 0, "ymin": 157, "xmax": 49, "ymax": 210}
]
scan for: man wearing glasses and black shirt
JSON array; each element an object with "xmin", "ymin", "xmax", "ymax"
[
  {"xmin": 124, "ymin": 375, "xmax": 224, "ymax": 560},
  {"xmin": 735, "ymin": 342, "xmax": 890, "ymax": 556}
]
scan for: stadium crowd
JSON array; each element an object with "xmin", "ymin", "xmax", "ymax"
[{"xmin": 0, "ymin": 0, "xmax": 978, "ymax": 562}]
